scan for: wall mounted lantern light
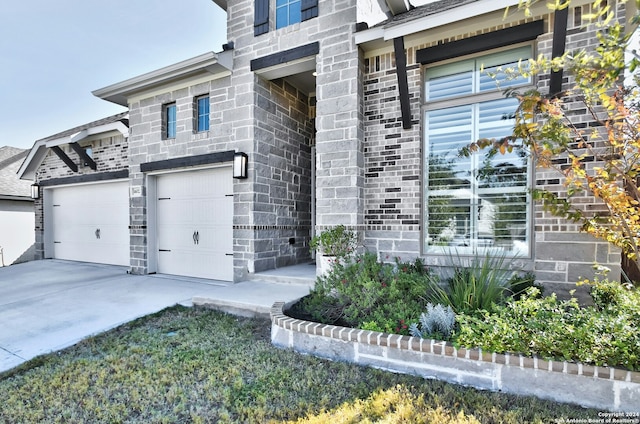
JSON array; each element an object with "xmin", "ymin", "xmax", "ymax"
[
  {"xmin": 233, "ymin": 152, "xmax": 248, "ymax": 179},
  {"xmin": 30, "ymin": 183, "xmax": 40, "ymax": 200}
]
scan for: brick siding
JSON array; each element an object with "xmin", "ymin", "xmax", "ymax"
[
  {"xmin": 360, "ymin": 1, "xmax": 624, "ymax": 295},
  {"xmin": 33, "ymin": 134, "xmax": 128, "ymax": 260}
]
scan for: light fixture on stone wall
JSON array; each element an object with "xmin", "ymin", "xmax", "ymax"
[
  {"xmin": 30, "ymin": 183, "xmax": 40, "ymax": 199},
  {"xmin": 233, "ymin": 152, "xmax": 248, "ymax": 179}
]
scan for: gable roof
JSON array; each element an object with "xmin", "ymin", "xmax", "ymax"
[
  {"xmin": 35, "ymin": 112, "xmax": 129, "ymax": 144},
  {"xmin": 0, "ymin": 147, "xmax": 32, "ymax": 200},
  {"xmin": 17, "ymin": 112, "xmax": 129, "ymax": 181}
]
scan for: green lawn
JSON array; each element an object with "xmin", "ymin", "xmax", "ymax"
[{"xmin": 0, "ymin": 306, "xmax": 602, "ymax": 423}]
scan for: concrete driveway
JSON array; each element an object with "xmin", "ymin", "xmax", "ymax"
[{"xmin": 0, "ymin": 260, "xmax": 273, "ymax": 373}]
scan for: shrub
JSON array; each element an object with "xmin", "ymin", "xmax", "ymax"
[
  {"xmin": 309, "ymin": 225, "xmax": 358, "ymax": 259},
  {"xmin": 507, "ymin": 271, "xmax": 543, "ymax": 300},
  {"xmin": 409, "ymin": 303, "xmax": 456, "ymax": 340},
  {"xmin": 454, "ymin": 284, "xmax": 640, "ymax": 370},
  {"xmin": 299, "ymin": 253, "xmax": 434, "ymax": 334}
]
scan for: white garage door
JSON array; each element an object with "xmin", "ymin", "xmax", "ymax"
[
  {"xmin": 156, "ymin": 167, "xmax": 233, "ymax": 281},
  {"xmin": 49, "ymin": 181, "xmax": 129, "ymax": 266}
]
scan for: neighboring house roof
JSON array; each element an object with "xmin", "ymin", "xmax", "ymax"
[
  {"xmin": 0, "ymin": 147, "xmax": 32, "ymax": 201},
  {"xmin": 17, "ymin": 112, "xmax": 130, "ymax": 181}
]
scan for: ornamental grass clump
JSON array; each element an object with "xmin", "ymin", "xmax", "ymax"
[{"xmin": 425, "ymin": 251, "xmax": 529, "ymax": 316}]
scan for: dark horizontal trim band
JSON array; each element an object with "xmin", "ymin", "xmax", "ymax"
[
  {"xmin": 234, "ymin": 225, "xmax": 311, "ymax": 231},
  {"xmin": 250, "ymin": 42, "xmax": 319, "ymax": 72},
  {"xmin": 141, "ymin": 151, "xmax": 235, "ymax": 173},
  {"xmin": 416, "ymin": 20, "xmax": 544, "ymax": 65},
  {"xmin": 39, "ymin": 170, "xmax": 129, "ymax": 187}
]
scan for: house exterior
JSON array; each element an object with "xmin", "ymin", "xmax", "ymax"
[
  {"xmin": 0, "ymin": 146, "xmax": 34, "ymax": 266},
  {"xmin": 18, "ymin": 0, "xmax": 638, "ymax": 295},
  {"xmin": 18, "ymin": 114, "xmax": 130, "ymax": 266}
]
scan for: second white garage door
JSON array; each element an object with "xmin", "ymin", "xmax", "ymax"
[
  {"xmin": 49, "ymin": 181, "xmax": 129, "ymax": 266},
  {"xmin": 155, "ymin": 167, "xmax": 234, "ymax": 281}
]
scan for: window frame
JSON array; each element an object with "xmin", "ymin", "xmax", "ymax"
[
  {"xmin": 195, "ymin": 96, "xmax": 210, "ymax": 133},
  {"xmin": 164, "ymin": 103, "xmax": 177, "ymax": 139},
  {"xmin": 421, "ymin": 43, "xmax": 535, "ymax": 258},
  {"xmin": 276, "ymin": 0, "xmax": 302, "ymax": 29}
]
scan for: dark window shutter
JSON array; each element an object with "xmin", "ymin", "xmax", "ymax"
[
  {"xmin": 254, "ymin": 0, "xmax": 269, "ymax": 36},
  {"xmin": 301, "ymin": 0, "xmax": 318, "ymax": 21}
]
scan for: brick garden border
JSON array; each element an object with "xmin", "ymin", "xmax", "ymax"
[{"xmin": 270, "ymin": 302, "xmax": 640, "ymax": 412}]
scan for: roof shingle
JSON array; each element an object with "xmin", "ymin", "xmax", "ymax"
[{"xmin": 0, "ymin": 147, "xmax": 32, "ymax": 198}]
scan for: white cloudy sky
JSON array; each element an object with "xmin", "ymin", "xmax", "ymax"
[{"xmin": 1, "ymin": 0, "xmax": 227, "ymax": 149}]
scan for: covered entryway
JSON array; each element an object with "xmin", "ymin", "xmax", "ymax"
[
  {"xmin": 154, "ymin": 166, "xmax": 233, "ymax": 281},
  {"xmin": 46, "ymin": 181, "xmax": 129, "ymax": 266}
]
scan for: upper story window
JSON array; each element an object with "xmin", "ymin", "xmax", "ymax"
[
  {"xmin": 165, "ymin": 103, "xmax": 176, "ymax": 139},
  {"xmin": 276, "ymin": 0, "xmax": 301, "ymax": 29},
  {"xmin": 254, "ymin": 0, "xmax": 318, "ymax": 36},
  {"xmin": 423, "ymin": 46, "xmax": 533, "ymax": 257},
  {"xmin": 196, "ymin": 96, "xmax": 210, "ymax": 132}
]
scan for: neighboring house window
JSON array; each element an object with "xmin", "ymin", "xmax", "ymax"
[
  {"xmin": 276, "ymin": 0, "xmax": 301, "ymax": 29},
  {"xmin": 196, "ymin": 96, "xmax": 210, "ymax": 132},
  {"xmin": 423, "ymin": 46, "xmax": 532, "ymax": 257},
  {"xmin": 165, "ymin": 103, "xmax": 176, "ymax": 139}
]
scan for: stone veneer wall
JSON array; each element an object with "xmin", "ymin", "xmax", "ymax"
[
  {"xmin": 250, "ymin": 77, "xmax": 314, "ymax": 270},
  {"xmin": 361, "ymin": 1, "xmax": 624, "ymax": 295},
  {"xmin": 33, "ymin": 134, "xmax": 128, "ymax": 260},
  {"xmin": 127, "ymin": 77, "xmax": 233, "ymax": 274},
  {"xmin": 271, "ymin": 302, "xmax": 640, "ymax": 413},
  {"xmin": 227, "ymin": 0, "xmax": 361, "ymax": 277}
]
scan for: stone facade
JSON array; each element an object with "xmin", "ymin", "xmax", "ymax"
[
  {"xmin": 26, "ymin": 0, "xmax": 634, "ymax": 290},
  {"xmin": 249, "ymin": 77, "xmax": 314, "ymax": 271},
  {"xmin": 359, "ymin": 0, "xmax": 627, "ymax": 295},
  {"xmin": 119, "ymin": 0, "xmax": 361, "ymax": 280},
  {"xmin": 127, "ymin": 76, "xmax": 234, "ymax": 274},
  {"xmin": 224, "ymin": 0, "xmax": 361, "ymax": 277}
]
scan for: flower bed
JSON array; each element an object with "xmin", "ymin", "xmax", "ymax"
[{"xmin": 270, "ymin": 302, "xmax": 640, "ymax": 413}]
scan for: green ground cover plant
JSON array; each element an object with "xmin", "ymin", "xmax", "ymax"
[
  {"xmin": 294, "ymin": 252, "xmax": 639, "ymax": 371},
  {"xmin": 0, "ymin": 306, "xmax": 599, "ymax": 423},
  {"xmin": 295, "ymin": 252, "xmax": 433, "ymax": 334},
  {"xmin": 455, "ymin": 278, "xmax": 640, "ymax": 371},
  {"xmin": 294, "ymin": 252, "xmax": 534, "ymax": 335}
]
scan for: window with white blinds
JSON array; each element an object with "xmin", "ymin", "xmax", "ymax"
[{"xmin": 424, "ymin": 46, "xmax": 532, "ymax": 257}]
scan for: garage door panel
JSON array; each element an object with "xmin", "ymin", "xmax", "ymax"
[
  {"xmin": 49, "ymin": 182, "xmax": 129, "ymax": 266},
  {"xmin": 193, "ymin": 227, "xmax": 233, "ymax": 251},
  {"xmin": 156, "ymin": 167, "xmax": 233, "ymax": 281}
]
